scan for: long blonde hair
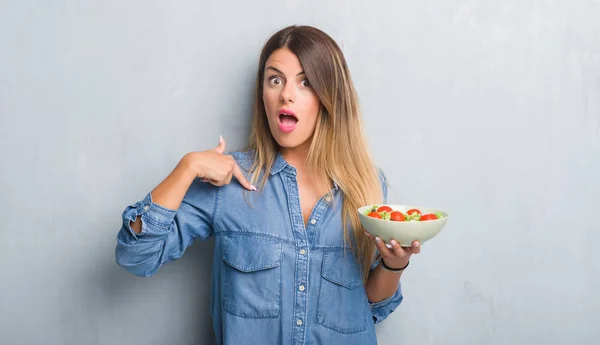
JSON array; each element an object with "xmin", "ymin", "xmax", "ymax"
[{"xmin": 245, "ymin": 25, "xmax": 384, "ymax": 280}]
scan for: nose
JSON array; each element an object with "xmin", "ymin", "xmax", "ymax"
[{"xmin": 280, "ymin": 82, "xmax": 295, "ymax": 104}]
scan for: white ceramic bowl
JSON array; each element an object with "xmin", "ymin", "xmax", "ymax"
[{"xmin": 357, "ymin": 204, "xmax": 449, "ymax": 246}]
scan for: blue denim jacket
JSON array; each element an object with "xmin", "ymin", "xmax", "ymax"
[{"xmin": 115, "ymin": 150, "xmax": 403, "ymax": 345}]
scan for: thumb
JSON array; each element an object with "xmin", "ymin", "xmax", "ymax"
[{"xmin": 215, "ymin": 134, "xmax": 226, "ymax": 154}]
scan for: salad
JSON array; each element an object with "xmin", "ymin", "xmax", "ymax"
[{"xmin": 364, "ymin": 205, "xmax": 444, "ymax": 222}]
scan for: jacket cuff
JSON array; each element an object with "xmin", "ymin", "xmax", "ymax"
[{"xmin": 122, "ymin": 193, "xmax": 177, "ymax": 239}]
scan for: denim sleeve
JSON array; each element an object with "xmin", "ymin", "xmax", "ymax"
[
  {"xmin": 368, "ymin": 167, "xmax": 404, "ymax": 324},
  {"xmin": 368, "ymin": 258, "xmax": 404, "ymax": 324},
  {"xmin": 115, "ymin": 178, "xmax": 218, "ymax": 277}
]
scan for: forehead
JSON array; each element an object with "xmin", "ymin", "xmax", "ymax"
[{"xmin": 265, "ymin": 48, "xmax": 303, "ymax": 73}]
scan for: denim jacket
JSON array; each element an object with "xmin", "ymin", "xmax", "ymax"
[{"xmin": 115, "ymin": 150, "xmax": 403, "ymax": 345}]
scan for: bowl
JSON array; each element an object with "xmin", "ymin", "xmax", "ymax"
[{"xmin": 357, "ymin": 204, "xmax": 449, "ymax": 247}]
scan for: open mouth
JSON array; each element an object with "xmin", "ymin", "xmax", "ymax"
[{"xmin": 277, "ymin": 110, "xmax": 298, "ymax": 132}]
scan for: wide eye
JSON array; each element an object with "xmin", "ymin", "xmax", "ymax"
[{"xmin": 269, "ymin": 76, "xmax": 283, "ymax": 86}]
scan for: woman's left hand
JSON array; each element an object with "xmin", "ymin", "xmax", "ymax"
[{"xmin": 364, "ymin": 231, "xmax": 421, "ymax": 269}]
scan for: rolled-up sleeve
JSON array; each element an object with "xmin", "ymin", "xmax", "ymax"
[
  {"xmin": 368, "ymin": 258, "xmax": 404, "ymax": 324},
  {"xmin": 115, "ymin": 178, "xmax": 218, "ymax": 277}
]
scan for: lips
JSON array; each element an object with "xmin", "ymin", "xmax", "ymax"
[{"xmin": 277, "ymin": 109, "xmax": 298, "ymax": 133}]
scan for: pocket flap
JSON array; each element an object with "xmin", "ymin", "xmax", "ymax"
[
  {"xmin": 321, "ymin": 251, "xmax": 364, "ymax": 289},
  {"xmin": 222, "ymin": 235, "xmax": 282, "ymax": 272}
]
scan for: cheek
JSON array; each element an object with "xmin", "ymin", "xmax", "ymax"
[
  {"xmin": 307, "ymin": 96, "xmax": 321, "ymax": 122},
  {"xmin": 262, "ymin": 89, "xmax": 269, "ymax": 107},
  {"xmin": 263, "ymin": 89, "xmax": 279, "ymax": 110}
]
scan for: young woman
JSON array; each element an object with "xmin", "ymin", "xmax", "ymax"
[{"xmin": 115, "ymin": 25, "xmax": 422, "ymax": 345}]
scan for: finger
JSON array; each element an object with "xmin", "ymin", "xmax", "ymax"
[
  {"xmin": 374, "ymin": 237, "xmax": 394, "ymax": 258},
  {"xmin": 363, "ymin": 231, "xmax": 375, "ymax": 240},
  {"xmin": 224, "ymin": 170, "xmax": 233, "ymax": 185},
  {"xmin": 211, "ymin": 179, "xmax": 224, "ymax": 187},
  {"xmin": 232, "ymin": 163, "xmax": 257, "ymax": 191},
  {"xmin": 389, "ymin": 239, "xmax": 407, "ymax": 257},
  {"xmin": 215, "ymin": 135, "xmax": 226, "ymax": 154},
  {"xmin": 203, "ymin": 178, "xmax": 222, "ymax": 186},
  {"xmin": 202, "ymin": 178, "xmax": 220, "ymax": 185},
  {"xmin": 411, "ymin": 241, "xmax": 421, "ymax": 254}
]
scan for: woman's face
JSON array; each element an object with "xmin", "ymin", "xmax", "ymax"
[{"xmin": 262, "ymin": 48, "xmax": 321, "ymax": 153}]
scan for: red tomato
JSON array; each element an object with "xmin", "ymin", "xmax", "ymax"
[
  {"xmin": 377, "ymin": 206, "xmax": 393, "ymax": 213},
  {"xmin": 368, "ymin": 212, "xmax": 382, "ymax": 219},
  {"xmin": 390, "ymin": 211, "xmax": 405, "ymax": 221},
  {"xmin": 420, "ymin": 213, "xmax": 438, "ymax": 221},
  {"xmin": 407, "ymin": 208, "xmax": 422, "ymax": 216}
]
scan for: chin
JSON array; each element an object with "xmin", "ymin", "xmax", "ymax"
[
  {"xmin": 272, "ymin": 133, "xmax": 313, "ymax": 151},
  {"xmin": 273, "ymin": 136, "xmax": 300, "ymax": 148},
  {"xmin": 267, "ymin": 121, "xmax": 314, "ymax": 150}
]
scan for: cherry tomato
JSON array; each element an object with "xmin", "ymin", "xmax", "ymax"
[
  {"xmin": 390, "ymin": 211, "xmax": 405, "ymax": 221},
  {"xmin": 420, "ymin": 213, "xmax": 438, "ymax": 221},
  {"xmin": 377, "ymin": 206, "xmax": 393, "ymax": 213},
  {"xmin": 368, "ymin": 212, "xmax": 382, "ymax": 219},
  {"xmin": 407, "ymin": 208, "xmax": 422, "ymax": 216}
]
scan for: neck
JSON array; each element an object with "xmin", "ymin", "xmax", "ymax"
[
  {"xmin": 279, "ymin": 140, "xmax": 333, "ymax": 193},
  {"xmin": 279, "ymin": 145, "xmax": 310, "ymax": 171}
]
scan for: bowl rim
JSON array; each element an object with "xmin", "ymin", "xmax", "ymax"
[{"xmin": 357, "ymin": 204, "xmax": 449, "ymax": 223}]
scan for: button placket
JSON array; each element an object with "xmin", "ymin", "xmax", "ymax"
[{"xmin": 283, "ymin": 171, "xmax": 308, "ymax": 344}]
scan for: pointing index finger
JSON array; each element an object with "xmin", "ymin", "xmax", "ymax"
[{"xmin": 232, "ymin": 163, "xmax": 257, "ymax": 191}]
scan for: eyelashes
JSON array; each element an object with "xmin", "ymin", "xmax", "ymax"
[{"xmin": 267, "ymin": 75, "xmax": 311, "ymax": 88}]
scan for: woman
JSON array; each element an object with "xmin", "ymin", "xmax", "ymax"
[{"xmin": 115, "ymin": 25, "xmax": 421, "ymax": 345}]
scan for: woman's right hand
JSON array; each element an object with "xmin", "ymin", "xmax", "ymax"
[
  {"xmin": 183, "ymin": 135, "xmax": 256, "ymax": 191},
  {"xmin": 131, "ymin": 136, "xmax": 255, "ymax": 234}
]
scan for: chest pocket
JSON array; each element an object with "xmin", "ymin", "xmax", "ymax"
[
  {"xmin": 316, "ymin": 250, "xmax": 368, "ymax": 333},
  {"xmin": 221, "ymin": 235, "xmax": 282, "ymax": 318}
]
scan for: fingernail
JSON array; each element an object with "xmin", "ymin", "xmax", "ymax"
[
  {"xmin": 219, "ymin": 134, "xmax": 224, "ymax": 143},
  {"xmin": 375, "ymin": 237, "xmax": 381, "ymax": 243},
  {"xmin": 251, "ymin": 185, "xmax": 257, "ymax": 191},
  {"xmin": 390, "ymin": 240, "xmax": 398, "ymax": 246},
  {"xmin": 415, "ymin": 242, "xmax": 420, "ymax": 247}
]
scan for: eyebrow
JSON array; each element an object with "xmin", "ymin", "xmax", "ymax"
[{"xmin": 265, "ymin": 66, "xmax": 305, "ymax": 77}]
